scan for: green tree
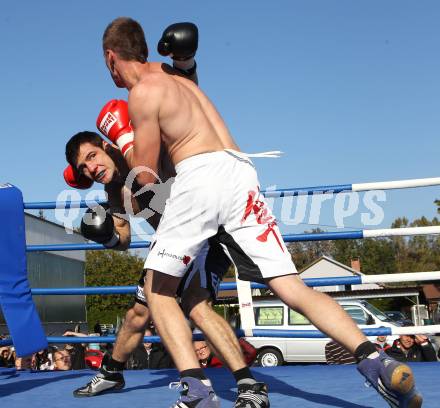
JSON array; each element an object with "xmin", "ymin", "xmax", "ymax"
[
  {"xmin": 85, "ymin": 250, "xmax": 144, "ymax": 328},
  {"xmin": 287, "ymin": 228, "xmax": 335, "ymax": 270},
  {"xmin": 391, "ymin": 216, "xmax": 440, "ymax": 273},
  {"xmin": 358, "ymin": 238, "xmax": 396, "ymax": 275},
  {"xmin": 331, "ymin": 239, "xmax": 361, "ymax": 267}
]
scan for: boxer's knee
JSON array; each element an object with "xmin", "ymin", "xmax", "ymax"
[{"xmin": 186, "ymin": 296, "xmax": 213, "ymax": 326}]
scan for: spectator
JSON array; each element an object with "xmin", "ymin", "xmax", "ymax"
[
  {"xmin": 386, "ymin": 334, "xmax": 437, "ymax": 362},
  {"xmin": 126, "ymin": 329, "xmax": 173, "ymax": 370},
  {"xmin": 53, "ymin": 349, "xmax": 72, "ymax": 370},
  {"xmin": 0, "ymin": 346, "xmax": 15, "ymax": 368},
  {"xmin": 373, "ymin": 335, "xmax": 391, "ymax": 351},
  {"xmin": 15, "ymin": 355, "xmax": 33, "ymax": 370},
  {"xmin": 325, "ymin": 341, "xmax": 356, "ymax": 365},
  {"xmin": 194, "ymin": 338, "xmax": 257, "ymax": 368},
  {"xmin": 34, "ymin": 349, "xmax": 53, "ymax": 370},
  {"xmin": 194, "ymin": 340, "xmax": 212, "ymax": 368},
  {"xmin": 0, "ymin": 347, "xmax": 8, "ymax": 366},
  {"xmin": 62, "ymin": 331, "xmax": 87, "ymax": 369}
]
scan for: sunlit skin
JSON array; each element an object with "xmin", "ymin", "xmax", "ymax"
[
  {"xmin": 103, "ymin": 50, "xmax": 239, "ymax": 186},
  {"xmin": 75, "ymin": 142, "xmax": 119, "ymax": 185}
]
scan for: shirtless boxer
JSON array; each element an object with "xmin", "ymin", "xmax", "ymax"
[
  {"xmin": 98, "ymin": 16, "xmax": 422, "ymax": 408},
  {"xmin": 65, "ymin": 23, "xmax": 269, "ymax": 408}
]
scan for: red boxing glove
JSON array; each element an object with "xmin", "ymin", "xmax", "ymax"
[
  {"xmin": 63, "ymin": 165, "xmax": 93, "ymax": 189},
  {"xmin": 96, "ymin": 99, "xmax": 134, "ymax": 156}
]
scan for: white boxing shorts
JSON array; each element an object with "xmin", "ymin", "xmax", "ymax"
[{"xmin": 144, "ymin": 149, "xmax": 297, "ymax": 283}]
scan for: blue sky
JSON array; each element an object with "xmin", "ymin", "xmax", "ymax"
[{"xmin": 1, "ymin": 1, "xmax": 439, "ymax": 237}]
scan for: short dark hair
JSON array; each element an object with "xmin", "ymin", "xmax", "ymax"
[
  {"xmin": 65, "ymin": 131, "xmax": 104, "ymax": 168},
  {"xmin": 103, "ymin": 17, "xmax": 148, "ymax": 62}
]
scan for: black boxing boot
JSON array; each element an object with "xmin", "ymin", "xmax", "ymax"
[
  {"xmin": 234, "ymin": 381, "xmax": 270, "ymax": 408},
  {"xmin": 73, "ymin": 353, "xmax": 125, "ymax": 397}
]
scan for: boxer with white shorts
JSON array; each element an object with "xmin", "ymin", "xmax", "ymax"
[
  {"xmin": 145, "ymin": 150, "xmax": 296, "ymax": 283},
  {"xmin": 99, "ymin": 16, "xmax": 422, "ymax": 408}
]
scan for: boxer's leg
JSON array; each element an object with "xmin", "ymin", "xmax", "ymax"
[
  {"xmin": 182, "ymin": 288, "xmax": 245, "ymax": 372},
  {"xmin": 145, "ymin": 270, "xmax": 200, "ymax": 371},
  {"xmin": 267, "ymin": 274, "xmax": 366, "ymax": 352},
  {"xmin": 73, "ymin": 302, "xmax": 150, "ymax": 397},
  {"xmin": 180, "ymin": 241, "xmax": 269, "ymax": 408},
  {"xmin": 112, "ymin": 302, "xmax": 151, "ymax": 363},
  {"xmin": 73, "ymin": 271, "xmax": 151, "ymax": 398},
  {"xmin": 145, "ymin": 269, "xmax": 220, "ymax": 408}
]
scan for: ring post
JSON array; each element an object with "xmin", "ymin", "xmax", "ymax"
[{"xmin": 0, "ymin": 184, "xmax": 47, "ymax": 356}]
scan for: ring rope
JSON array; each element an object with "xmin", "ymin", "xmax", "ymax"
[
  {"xmin": 2, "ymin": 326, "xmax": 440, "ymax": 347},
  {"xmin": 24, "ymin": 176, "xmax": 440, "ymax": 209},
  {"xmin": 25, "ymin": 226, "xmax": 440, "ymax": 252},
  {"xmin": 29, "ymin": 271, "xmax": 440, "ymax": 296}
]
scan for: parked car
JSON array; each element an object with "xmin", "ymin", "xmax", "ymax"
[
  {"xmin": 384, "ymin": 311, "xmax": 413, "ymax": 326},
  {"xmin": 242, "ymin": 298, "xmax": 400, "ymax": 366}
]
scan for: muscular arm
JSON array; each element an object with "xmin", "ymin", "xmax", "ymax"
[
  {"xmin": 112, "ymin": 214, "xmax": 131, "ymax": 250},
  {"xmin": 125, "ymin": 79, "xmax": 163, "ymax": 186}
]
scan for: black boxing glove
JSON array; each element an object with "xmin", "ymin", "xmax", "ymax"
[
  {"xmin": 81, "ymin": 205, "xmax": 120, "ymax": 248},
  {"xmin": 157, "ymin": 22, "xmax": 198, "ymax": 75}
]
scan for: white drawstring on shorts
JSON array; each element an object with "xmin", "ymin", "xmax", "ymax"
[{"xmin": 224, "ymin": 149, "xmax": 283, "ymax": 159}]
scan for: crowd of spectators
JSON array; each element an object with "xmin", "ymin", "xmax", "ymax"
[
  {"xmin": 0, "ymin": 324, "xmax": 174, "ymax": 371},
  {"xmin": 0, "ymin": 332, "xmax": 92, "ymax": 371},
  {"xmin": 325, "ymin": 334, "xmax": 439, "ymax": 365},
  {"xmin": 2, "ymin": 321, "xmax": 438, "ymax": 371},
  {"xmin": 1, "ymin": 325, "xmax": 259, "ymax": 371}
]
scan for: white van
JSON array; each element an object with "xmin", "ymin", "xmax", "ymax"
[{"xmin": 243, "ymin": 298, "xmax": 400, "ymax": 366}]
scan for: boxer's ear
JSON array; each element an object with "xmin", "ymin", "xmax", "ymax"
[{"xmin": 105, "ymin": 50, "xmax": 117, "ymax": 73}]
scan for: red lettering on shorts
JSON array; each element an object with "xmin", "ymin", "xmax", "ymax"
[
  {"xmin": 241, "ymin": 188, "xmax": 284, "ymax": 252},
  {"xmin": 183, "ymin": 255, "xmax": 191, "ymax": 266}
]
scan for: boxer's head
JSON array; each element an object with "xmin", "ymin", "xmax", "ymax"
[
  {"xmin": 103, "ymin": 17, "xmax": 148, "ymax": 88},
  {"xmin": 65, "ymin": 131, "xmax": 123, "ymax": 185}
]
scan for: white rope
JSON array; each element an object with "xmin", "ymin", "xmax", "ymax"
[
  {"xmin": 363, "ymin": 226, "xmax": 440, "ymax": 238},
  {"xmin": 390, "ymin": 325, "xmax": 440, "ymax": 335},
  {"xmin": 361, "ymin": 271, "xmax": 440, "ymax": 284},
  {"xmin": 353, "ymin": 177, "xmax": 440, "ymax": 192}
]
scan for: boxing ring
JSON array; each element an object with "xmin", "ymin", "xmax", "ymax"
[
  {"xmin": 1, "ymin": 364, "xmax": 438, "ymax": 408},
  {"xmin": 1, "ymin": 176, "xmax": 440, "ymax": 407}
]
